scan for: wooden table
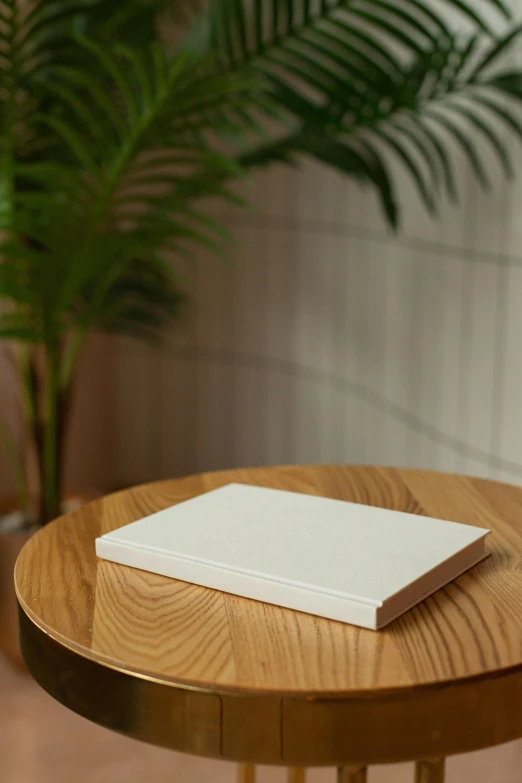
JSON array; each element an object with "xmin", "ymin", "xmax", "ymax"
[{"xmin": 14, "ymin": 466, "xmax": 522, "ymax": 783}]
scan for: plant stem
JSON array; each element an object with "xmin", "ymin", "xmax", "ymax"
[
  {"xmin": 55, "ymin": 377, "xmax": 74, "ymax": 510},
  {"xmin": 41, "ymin": 342, "xmax": 60, "ymax": 525},
  {"xmin": 19, "ymin": 346, "xmax": 42, "ymax": 523},
  {"xmin": 60, "ymin": 328, "xmax": 86, "ymax": 390}
]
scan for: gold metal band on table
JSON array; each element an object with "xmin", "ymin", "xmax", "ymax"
[
  {"xmin": 415, "ymin": 759, "xmax": 446, "ymax": 783},
  {"xmin": 18, "ymin": 606, "xmax": 522, "ymax": 766}
]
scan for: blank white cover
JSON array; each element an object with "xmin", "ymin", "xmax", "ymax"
[{"xmin": 96, "ymin": 483, "xmax": 488, "ymax": 613}]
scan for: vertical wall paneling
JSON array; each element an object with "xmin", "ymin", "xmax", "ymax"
[
  {"xmin": 364, "ymin": 240, "xmax": 389, "ymax": 464},
  {"xmin": 292, "ymin": 226, "xmax": 326, "ymax": 464},
  {"xmin": 495, "ymin": 263, "xmax": 522, "ymax": 482},
  {"xmin": 230, "ymin": 218, "xmax": 268, "ymax": 469},
  {"xmin": 380, "ymin": 246, "xmax": 419, "ymax": 468},
  {"xmin": 109, "ymin": 4, "xmax": 522, "ymax": 489},
  {"xmin": 263, "ymin": 225, "xmax": 299, "ymax": 466},
  {"xmin": 325, "ymin": 233, "xmax": 351, "ymax": 465},
  {"xmin": 411, "ymin": 254, "xmax": 445, "ymax": 471},
  {"xmin": 339, "ymin": 235, "xmax": 372, "ymax": 465},
  {"xmin": 114, "ymin": 341, "xmax": 158, "ymax": 485}
]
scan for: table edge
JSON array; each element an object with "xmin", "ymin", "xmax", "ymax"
[
  {"xmin": 19, "ymin": 605, "xmax": 522, "ymax": 764},
  {"xmin": 16, "ymin": 592, "xmax": 522, "ymax": 699}
]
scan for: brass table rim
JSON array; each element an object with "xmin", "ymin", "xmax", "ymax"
[
  {"xmin": 17, "ymin": 606, "xmax": 522, "ymax": 765},
  {"xmin": 16, "ymin": 594, "xmax": 522, "ymax": 701}
]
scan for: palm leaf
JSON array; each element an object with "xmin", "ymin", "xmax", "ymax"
[
  {"xmin": 444, "ymin": 101, "xmax": 513, "ymax": 178},
  {"xmin": 438, "ymin": 0, "xmax": 504, "ymax": 32},
  {"xmin": 43, "ymin": 65, "xmax": 127, "ymax": 137},
  {"xmin": 470, "ymin": 93, "xmax": 522, "ymax": 143},
  {"xmin": 472, "ymin": 24, "xmax": 522, "ymax": 79},
  {"xmin": 422, "ymin": 109, "xmax": 491, "ymax": 188},
  {"xmin": 73, "ymin": 35, "xmax": 141, "ymax": 122},
  {"xmin": 192, "ymin": 0, "xmax": 522, "ymax": 225},
  {"xmin": 404, "ymin": 115, "xmax": 458, "ymax": 201},
  {"xmin": 0, "ymin": 34, "xmax": 259, "ymax": 347},
  {"xmin": 355, "ymin": 0, "xmax": 440, "ymax": 44},
  {"xmin": 200, "ymin": 0, "xmax": 510, "ymax": 66},
  {"xmin": 2, "ymin": 0, "xmax": 522, "ymax": 359},
  {"xmin": 372, "ymin": 127, "xmax": 437, "ymax": 213},
  {"xmin": 296, "ymin": 135, "xmax": 398, "ymax": 225}
]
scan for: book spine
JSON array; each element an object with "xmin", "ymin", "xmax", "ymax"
[{"xmin": 95, "ymin": 538, "xmax": 378, "ymax": 630}]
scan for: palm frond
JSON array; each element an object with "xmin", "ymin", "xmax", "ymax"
[
  {"xmin": 2, "ymin": 0, "xmax": 522, "ymax": 350},
  {"xmin": 194, "ymin": 0, "xmax": 522, "ymax": 226},
  {"xmin": 0, "ymin": 36, "xmax": 259, "ymax": 345},
  {"xmin": 200, "ymin": 0, "xmax": 510, "ymax": 65}
]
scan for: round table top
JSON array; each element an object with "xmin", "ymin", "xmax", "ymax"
[{"xmin": 15, "ymin": 465, "xmax": 522, "ymax": 766}]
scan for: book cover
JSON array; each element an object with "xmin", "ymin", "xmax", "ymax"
[{"xmin": 95, "ymin": 483, "xmax": 489, "ymax": 629}]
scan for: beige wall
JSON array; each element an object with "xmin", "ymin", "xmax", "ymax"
[
  {"xmin": 113, "ymin": 0, "xmax": 522, "ymax": 489},
  {"xmin": 113, "ymin": 134, "xmax": 522, "ymax": 489}
]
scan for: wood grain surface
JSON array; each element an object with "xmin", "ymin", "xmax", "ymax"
[{"xmin": 14, "ymin": 466, "xmax": 522, "ymax": 764}]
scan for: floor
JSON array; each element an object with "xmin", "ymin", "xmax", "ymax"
[{"xmin": 1, "ymin": 655, "xmax": 521, "ymax": 783}]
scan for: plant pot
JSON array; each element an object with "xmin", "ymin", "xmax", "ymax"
[{"xmin": 0, "ymin": 493, "xmax": 100, "ymax": 668}]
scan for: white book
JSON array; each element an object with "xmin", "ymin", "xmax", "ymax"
[{"xmin": 95, "ymin": 483, "xmax": 489, "ymax": 630}]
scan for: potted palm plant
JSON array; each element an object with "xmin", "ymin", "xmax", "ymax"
[{"xmin": 1, "ymin": 0, "xmax": 522, "ymax": 664}]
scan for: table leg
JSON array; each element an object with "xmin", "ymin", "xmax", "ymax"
[
  {"xmin": 415, "ymin": 758, "xmax": 445, "ymax": 783},
  {"xmin": 337, "ymin": 766, "xmax": 367, "ymax": 783},
  {"xmin": 237, "ymin": 763, "xmax": 256, "ymax": 783},
  {"xmin": 288, "ymin": 768, "xmax": 306, "ymax": 783}
]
